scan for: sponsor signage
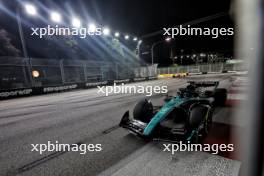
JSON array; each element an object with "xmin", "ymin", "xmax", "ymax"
[
  {"xmin": 85, "ymin": 81, "xmax": 108, "ymax": 87},
  {"xmin": 43, "ymin": 84, "xmax": 78, "ymax": 93},
  {"xmin": 0, "ymin": 78, "xmax": 158, "ymax": 99},
  {"xmin": 113, "ymin": 79, "xmax": 130, "ymax": 83},
  {"xmin": 0, "ymin": 89, "xmax": 33, "ymax": 98}
]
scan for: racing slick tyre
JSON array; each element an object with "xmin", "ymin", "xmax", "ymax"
[
  {"xmin": 213, "ymin": 88, "xmax": 227, "ymax": 106},
  {"xmin": 191, "ymin": 132, "xmax": 200, "ymax": 144},
  {"xmin": 201, "ymin": 109, "xmax": 213, "ymax": 136},
  {"xmin": 189, "ymin": 104, "xmax": 210, "ymax": 142},
  {"xmin": 133, "ymin": 99, "xmax": 153, "ymax": 123}
]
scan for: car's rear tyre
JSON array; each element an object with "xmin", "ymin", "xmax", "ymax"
[
  {"xmin": 213, "ymin": 88, "xmax": 227, "ymax": 106},
  {"xmin": 202, "ymin": 109, "xmax": 213, "ymax": 136},
  {"xmin": 189, "ymin": 104, "xmax": 211, "ymax": 143},
  {"xmin": 133, "ymin": 99, "xmax": 153, "ymax": 123},
  {"xmin": 191, "ymin": 131, "xmax": 200, "ymax": 144},
  {"xmin": 189, "ymin": 104, "xmax": 209, "ymax": 128}
]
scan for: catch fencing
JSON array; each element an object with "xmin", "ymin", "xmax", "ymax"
[
  {"xmin": 0, "ymin": 57, "xmax": 157, "ymax": 92},
  {"xmin": 157, "ymin": 63, "xmax": 247, "ymax": 75},
  {"xmin": 0, "ymin": 57, "xmax": 246, "ymax": 98}
]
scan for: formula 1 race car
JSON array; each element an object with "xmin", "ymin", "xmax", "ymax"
[
  {"xmin": 172, "ymin": 72, "xmax": 188, "ymax": 78},
  {"xmin": 157, "ymin": 73, "xmax": 188, "ymax": 79},
  {"xmin": 119, "ymin": 81, "xmax": 227, "ymax": 143}
]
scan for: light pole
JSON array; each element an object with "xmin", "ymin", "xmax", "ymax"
[
  {"xmin": 180, "ymin": 56, "xmax": 183, "ymax": 65},
  {"xmin": 103, "ymin": 27, "xmax": 110, "ymax": 36},
  {"xmin": 72, "ymin": 17, "xmax": 81, "ymax": 28},
  {"xmin": 50, "ymin": 11, "xmax": 62, "ymax": 23},
  {"xmin": 136, "ymin": 40, "xmax": 142, "ymax": 57},
  {"xmin": 16, "ymin": 8, "xmax": 28, "ymax": 58},
  {"xmin": 151, "ymin": 37, "xmax": 171, "ymax": 65},
  {"xmin": 17, "ymin": 3, "xmax": 38, "ymax": 58},
  {"xmin": 88, "ymin": 24, "xmax": 96, "ymax": 32},
  {"xmin": 124, "ymin": 35, "xmax": 130, "ymax": 40},
  {"xmin": 16, "ymin": 3, "xmax": 38, "ymax": 87},
  {"xmin": 114, "ymin": 32, "xmax": 120, "ymax": 37}
]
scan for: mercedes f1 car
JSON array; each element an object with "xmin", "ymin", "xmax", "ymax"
[{"xmin": 119, "ymin": 81, "xmax": 227, "ymax": 143}]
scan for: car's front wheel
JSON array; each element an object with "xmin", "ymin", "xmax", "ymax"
[{"xmin": 133, "ymin": 99, "xmax": 153, "ymax": 123}]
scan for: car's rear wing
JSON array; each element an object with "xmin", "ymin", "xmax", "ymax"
[{"xmin": 187, "ymin": 81, "xmax": 219, "ymax": 88}]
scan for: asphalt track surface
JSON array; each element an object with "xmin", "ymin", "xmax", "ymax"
[{"xmin": 0, "ymin": 73, "xmax": 241, "ymax": 176}]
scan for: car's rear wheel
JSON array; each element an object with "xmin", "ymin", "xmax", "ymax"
[
  {"xmin": 202, "ymin": 110, "xmax": 213, "ymax": 135},
  {"xmin": 189, "ymin": 104, "xmax": 209, "ymax": 128},
  {"xmin": 189, "ymin": 104, "xmax": 211, "ymax": 142},
  {"xmin": 191, "ymin": 131, "xmax": 200, "ymax": 143},
  {"xmin": 133, "ymin": 99, "xmax": 153, "ymax": 123}
]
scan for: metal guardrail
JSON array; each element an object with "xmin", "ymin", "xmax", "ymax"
[
  {"xmin": 157, "ymin": 63, "xmax": 247, "ymax": 75},
  {"xmin": 0, "ymin": 57, "xmax": 247, "ymax": 99}
]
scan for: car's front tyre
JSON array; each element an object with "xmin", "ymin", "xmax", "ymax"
[{"xmin": 133, "ymin": 99, "xmax": 153, "ymax": 123}]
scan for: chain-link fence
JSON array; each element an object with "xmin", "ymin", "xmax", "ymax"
[
  {"xmin": 0, "ymin": 57, "xmax": 31, "ymax": 90},
  {"xmin": 0, "ymin": 57, "xmax": 157, "ymax": 91},
  {"xmin": 157, "ymin": 63, "xmax": 247, "ymax": 75},
  {"xmin": 0, "ymin": 57, "xmax": 247, "ymax": 92}
]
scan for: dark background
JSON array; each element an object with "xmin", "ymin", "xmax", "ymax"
[{"xmin": 0, "ymin": 0, "xmax": 233, "ymax": 65}]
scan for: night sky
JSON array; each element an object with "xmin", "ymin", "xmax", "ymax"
[{"xmin": 0, "ymin": 0, "xmax": 233, "ymax": 65}]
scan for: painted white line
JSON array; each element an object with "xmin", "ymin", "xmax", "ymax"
[
  {"xmin": 235, "ymin": 71, "xmax": 248, "ymax": 75},
  {"xmin": 232, "ymin": 83, "xmax": 249, "ymax": 87},
  {"xmin": 227, "ymin": 93, "xmax": 248, "ymax": 100},
  {"xmin": 229, "ymin": 87, "xmax": 248, "ymax": 91}
]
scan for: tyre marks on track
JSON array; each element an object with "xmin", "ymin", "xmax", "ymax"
[{"xmin": 17, "ymin": 142, "xmax": 83, "ymax": 174}]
